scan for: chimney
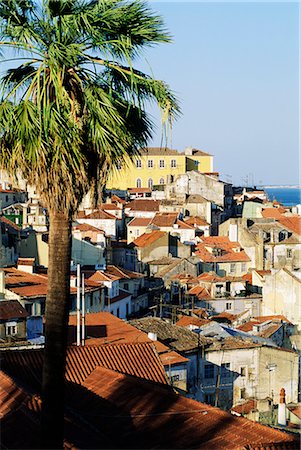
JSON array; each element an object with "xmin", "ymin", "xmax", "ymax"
[
  {"xmin": 17, "ymin": 258, "xmax": 35, "ymax": 274},
  {"xmin": 0, "ymin": 270, "xmax": 5, "ymax": 299},
  {"xmin": 184, "ymin": 146, "xmax": 193, "ymax": 156},
  {"xmin": 278, "ymin": 388, "xmax": 286, "ymax": 426},
  {"xmin": 148, "ymin": 332, "xmax": 157, "ymax": 341}
]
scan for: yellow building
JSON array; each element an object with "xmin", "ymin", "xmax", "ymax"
[{"xmin": 106, "ymin": 146, "xmax": 213, "ymax": 190}]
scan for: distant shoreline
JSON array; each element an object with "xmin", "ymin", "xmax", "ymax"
[{"xmin": 261, "ymin": 185, "xmax": 301, "ymax": 189}]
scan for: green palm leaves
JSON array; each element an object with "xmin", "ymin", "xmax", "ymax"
[{"xmin": 0, "ymin": 0, "xmax": 179, "ymax": 216}]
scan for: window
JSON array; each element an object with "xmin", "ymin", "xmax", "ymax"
[
  {"xmin": 124, "ymin": 283, "xmax": 129, "ymax": 291},
  {"xmin": 126, "ymin": 303, "xmax": 129, "ymax": 317},
  {"xmin": 241, "ymin": 262, "xmax": 246, "ymax": 272},
  {"xmin": 171, "ymin": 159, "xmax": 177, "ymax": 168},
  {"xmin": 204, "ymin": 364, "xmax": 214, "ymax": 379},
  {"xmin": 287, "ymin": 249, "xmax": 293, "ymax": 259},
  {"xmin": 6, "ymin": 324, "xmax": 17, "ymax": 336},
  {"xmin": 171, "ymin": 374, "xmax": 180, "ymax": 383},
  {"xmin": 159, "ymin": 159, "xmax": 165, "ymax": 168},
  {"xmin": 226, "ymin": 302, "xmax": 232, "ymax": 311},
  {"xmin": 221, "ymin": 363, "xmax": 231, "ymax": 378},
  {"xmin": 204, "ymin": 393, "xmax": 215, "ymax": 405},
  {"xmin": 136, "ymin": 159, "xmax": 142, "ymax": 168},
  {"xmin": 240, "ymin": 366, "xmax": 247, "ymax": 377},
  {"xmin": 230, "ymin": 263, "xmax": 235, "ymax": 273},
  {"xmin": 240, "ymin": 388, "xmax": 246, "ymax": 399},
  {"xmin": 147, "ymin": 159, "xmax": 154, "ymax": 168},
  {"xmin": 25, "ymin": 303, "xmax": 33, "ymax": 315},
  {"xmin": 136, "ymin": 178, "xmax": 142, "ymax": 188},
  {"xmin": 148, "ymin": 178, "xmax": 153, "ymax": 189},
  {"xmin": 159, "ymin": 178, "xmax": 165, "ymax": 185},
  {"xmin": 116, "ymin": 307, "xmax": 120, "ymax": 318}
]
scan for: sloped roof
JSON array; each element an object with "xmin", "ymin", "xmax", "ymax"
[
  {"xmin": 111, "ymin": 194, "xmax": 126, "ymax": 204},
  {"xmin": 184, "ymin": 216, "xmax": 209, "ymax": 227},
  {"xmin": 127, "ymin": 217, "xmax": 152, "ymax": 227},
  {"xmin": 73, "ymin": 223, "xmax": 105, "ymax": 233},
  {"xmin": 139, "ymin": 146, "xmax": 179, "ymax": 155},
  {"xmin": 231, "ymin": 399, "xmax": 257, "ymax": 415},
  {"xmin": 0, "ymin": 300, "xmax": 28, "ymax": 320},
  {"xmin": 278, "ymin": 216, "xmax": 301, "ymax": 235},
  {"xmin": 1, "ymin": 216, "xmax": 21, "ymax": 232},
  {"xmin": 131, "ymin": 230, "xmax": 166, "ymax": 247},
  {"xmin": 87, "ymin": 270, "xmax": 120, "ymax": 282},
  {"xmin": 1, "ymin": 365, "xmax": 298, "ymax": 449},
  {"xmin": 1, "ymin": 342, "xmax": 168, "ymax": 387},
  {"xmin": 106, "ymin": 265, "xmax": 144, "ymax": 279},
  {"xmin": 129, "ymin": 317, "xmax": 210, "ymax": 352},
  {"xmin": 126, "ymin": 199, "xmax": 160, "ymax": 211},
  {"xmin": 188, "ymin": 285, "xmax": 211, "ymax": 299},
  {"xmin": 176, "ymin": 316, "xmax": 211, "ymax": 328},
  {"xmin": 261, "ymin": 208, "xmax": 286, "ymax": 219},
  {"xmin": 151, "ymin": 212, "xmax": 178, "ymax": 227},
  {"xmin": 195, "ymin": 237, "xmax": 250, "ymax": 263},
  {"xmin": 84, "ymin": 209, "xmax": 116, "ymax": 220},
  {"xmin": 99, "ymin": 203, "xmax": 121, "ymax": 211}
]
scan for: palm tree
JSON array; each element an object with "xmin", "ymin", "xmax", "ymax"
[{"xmin": 0, "ymin": 1, "xmax": 179, "ymax": 447}]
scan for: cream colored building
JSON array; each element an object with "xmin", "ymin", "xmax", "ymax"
[
  {"xmin": 106, "ymin": 147, "xmax": 213, "ymax": 190},
  {"xmin": 262, "ymin": 268, "xmax": 301, "ymax": 330}
]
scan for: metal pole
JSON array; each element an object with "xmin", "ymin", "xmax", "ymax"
[
  {"xmin": 76, "ymin": 264, "xmax": 81, "ymax": 346},
  {"xmin": 81, "ymin": 272, "xmax": 85, "ymax": 346}
]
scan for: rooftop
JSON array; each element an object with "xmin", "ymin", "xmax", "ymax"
[
  {"xmin": 126, "ymin": 199, "xmax": 160, "ymax": 212},
  {"xmin": 127, "ymin": 217, "xmax": 152, "ymax": 227},
  {"xmin": 0, "ymin": 300, "xmax": 29, "ymax": 321},
  {"xmin": 131, "ymin": 230, "xmax": 166, "ymax": 248},
  {"xmin": 195, "ymin": 237, "xmax": 250, "ymax": 263}
]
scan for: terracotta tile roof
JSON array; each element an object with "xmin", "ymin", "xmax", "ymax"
[
  {"xmin": 206, "ymin": 337, "xmax": 262, "ymax": 352},
  {"xmin": 129, "ymin": 317, "xmax": 211, "ymax": 352},
  {"xmin": 1, "ymin": 215, "xmax": 21, "ymax": 231},
  {"xmin": 231, "ymin": 399, "xmax": 257, "ymax": 415},
  {"xmin": 255, "ymin": 269, "xmax": 272, "ymax": 277},
  {"xmin": 106, "ymin": 265, "xmax": 144, "ymax": 279},
  {"xmin": 0, "ymin": 300, "xmax": 28, "ymax": 320},
  {"xmin": 84, "ymin": 209, "xmax": 116, "ymax": 220},
  {"xmin": 278, "ymin": 216, "xmax": 301, "ymax": 235},
  {"xmin": 188, "ymin": 285, "xmax": 211, "ymax": 299},
  {"xmin": 128, "ymin": 187, "xmax": 152, "ymax": 194},
  {"xmin": 127, "ymin": 217, "xmax": 152, "ymax": 227},
  {"xmin": 195, "ymin": 236, "xmax": 250, "ymax": 263},
  {"xmin": 261, "ymin": 208, "xmax": 286, "ymax": 219},
  {"xmin": 73, "ymin": 223, "xmax": 104, "ymax": 233},
  {"xmin": 1, "ymin": 362, "xmax": 298, "ymax": 450},
  {"xmin": 176, "ymin": 316, "xmax": 211, "ymax": 328},
  {"xmin": 80, "ymin": 366, "xmax": 296, "ymax": 450},
  {"xmin": 184, "ymin": 216, "xmax": 209, "ymax": 227},
  {"xmin": 159, "ymin": 350, "xmax": 189, "ymax": 366},
  {"xmin": 242, "ymin": 273, "xmax": 252, "ymax": 283},
  {"xmin": 126, "ymin": 199, "xmax": 160, "ymax": 211},
  {"xmin": 111, "ymin": 194, "xmax": 126, "ymax": 204},
  {"xmin": 17, "ymin": 257, "xmax": 35, "ymax": 266},
  {"xmin": 175, "ymin": 219, "xmax": 194, "ymax": 229},
  {"xmin": 1, "ymin": 342, "xmax": 168, "ymax": 387},
  {"xmin": 68, "ymin": 311, "xmax": 150, "ymax": 345},
  {"xmin": 99, "ymin": 203, "xmax": 121, "ymax": 211},
  {"xmin": 237, "ymin": 321, "xmax": 260, "ymax": 332},
  {"xmin": 151, "ymin": 212, "xmax": 178, "ymax": 227},
  {"xmin": 259, "ymin": 323, "xmax": 282, "ymax": 338},
  {"xmin": 287, "ymin": 405, "xmax": 301, "ymax": 419},
  {"xmin": 87, "ymin": 270, "xmax": 120, "ymax": 282},
  {"xmin": 131, "ymin": 230, "xmax": 166, "ymax": 247},
  {"xmin": 254, "ymin": 315, "xmax": 292, "ymax": 324},
  {"xmin": 211, "ymin": 312, "xmax": 238, "ymax": 323}
]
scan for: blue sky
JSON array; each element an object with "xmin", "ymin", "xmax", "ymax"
[{"xmin": 139, "ymin": 2, "xmax": 299, "ymax": 186}]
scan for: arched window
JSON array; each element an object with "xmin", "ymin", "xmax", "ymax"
[
  {"xmin": 159, "ymin": 178, "xmax": 165, "ymax": 185},
  {"xmin": 136, "ymin": 178, "xmax": 142, "ymax": 188},
  {"xmin": 148, "ymin": 178, "xmax": 153, "ymax": 189}
]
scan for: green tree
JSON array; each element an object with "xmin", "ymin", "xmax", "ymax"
[{"xmin": 0, "ymin": 1, "xmax": 179, "ymax": 447}]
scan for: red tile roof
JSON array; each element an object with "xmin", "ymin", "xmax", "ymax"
[
  {"xmin": 87, "ymin": 270, "xmax": 120, "ymax": 282},
  {"xmin": 111, "ymin": 194, "xmax": 126, "ymax": 204},
  {"xmin": 211, "ymin": 312, "xmax": 238, "ymax": 323},
  {"xmin": 254, "ymin": 315, "xmax": 292, "ymax": 324},
  {"xmin": 81, "ymin": 366, "xmax": 297, "ymax": 450},
  {"xmin": 132, "ymin": 230, "xmax": 166, "ymax": 247},
  {"xmin": 126, "ymin": 199, "xmax": 160, "ymax": 211},
  {"xmin": 17, "ymin": 257, "xmax": 35, "ymax": 266},
  {"xmin": 261, "ymin": 208, "xmax": 286, "ymax": 219},
  {"xmin": 158, "ymin": 350, "xmax": 189, "ymax": 366},
  {"xmin": 0, "ymin": 300, "xmax": 28, "ymax": 320},
  {"xmin": 188, "ymin": 285, "xmax": 211, "ymax": 299},
  {"xmin": 175, "ymin": 219, "xmax": 194, "ymax": 229},
  {"xmin": 106, "ymin": 265, "xmax": 144, "ymax": 279},
  {"xmin": 151, "ymin": 212, "xmax": 178, "ymax": 227},
  {"xmin": 231, "ymin": 399, "xmax": 257, "ymax": 415},
  {"xmin": 195, "ymin": 237, "xmax": 250, "ymax": 263},
  {"xmin": 84, "ymin": 209, "xmax": 116, "ymax": 220},
  {"xmin": 106, "ymin": 290, "xmax": 131, "ymax": 305},
  {"xmin": 278, "ymin": 216, "xmax": 301, "ymax": 235},
  {"xmin": 73, "ymin": 223, "xmax": 104, "ymax": 233},
  {"xmin": 176, "ymin": 316, "xmax": 211, "ymax": 328},
  {"xmin": 128, "ymin": 217, "xmax": 152, "ymax": 227},
  {"xmin": 184, "ymin": 216, "xmax": 209, "ymax": 227},
  {"xmin": 1, "ymin": 216, "xmax": 21, "ymax": 231},
  {"xmin": 99, "ymin": 203, "xmax": 121, "ymax": 211},
  {"xmin": 128, "ymin": 187, "xmax": 151, "ymax": 193}
]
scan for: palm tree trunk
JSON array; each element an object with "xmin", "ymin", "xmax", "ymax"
[{"xmin": 41, "ymin": 211, "xmax": 72, "ymax": 449}]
